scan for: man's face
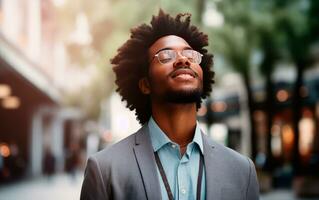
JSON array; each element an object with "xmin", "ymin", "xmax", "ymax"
[{"xmin": 144, "ymin": 35, "xmax": 203, "ymax": 104}]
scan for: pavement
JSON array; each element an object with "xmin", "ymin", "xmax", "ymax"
[
  {"xmin": 0, "ymin": 173, "xmax": 319, "ymax": 200},
  {"xmin": 0, "ymin": 173, "xmax": 83, "ymax": 200},
  {"xmin": 261, "ymin": 190, "xmax": 319, "ymax": 200}
]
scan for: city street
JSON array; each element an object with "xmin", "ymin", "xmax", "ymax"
[
  {"xmin": 1, "ymin": 1, "xmax": 319, "ymax": 200},
  {"xmin": 1, "ymin": 173, "xmax": 319, "ymax": 200}
]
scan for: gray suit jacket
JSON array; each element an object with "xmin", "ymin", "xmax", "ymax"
[{"xmin": 80, "ymin": 125, "xmax": 259, "ymax": 200}]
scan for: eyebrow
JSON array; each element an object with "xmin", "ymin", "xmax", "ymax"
[{"xmin": 154, "ymin": 46, "xmax": 193, "ymax": 55}]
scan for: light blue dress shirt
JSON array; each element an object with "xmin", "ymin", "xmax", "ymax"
[{"xmin": 148, "ymin": 117, "xmax": 206, "ymax": 200}]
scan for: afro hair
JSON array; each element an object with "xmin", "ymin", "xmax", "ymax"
[{"xmin": 111, "ymin": 9, "xmax": 214, "ymax": 125}]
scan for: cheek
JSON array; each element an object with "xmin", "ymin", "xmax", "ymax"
[
  {"xmin": 200, "ymin": 70, "xmax": 204, "ymax": 82},
  {"xmin": 194, "ymin": 65, "xmax": 204, "ymax": 81},
  {"xmin": 196, "ymin": 66, "xmax": 204, "ymax": 89},
  {"xmin": 149, "ymin": 65, "xmax": 170, "ymax": 81},
  {"xmin": 147, "ymin": 66, "xmax": 166, "ymax": 87}
]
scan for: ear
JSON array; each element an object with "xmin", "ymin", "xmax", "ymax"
[{"xmin": 138, "ymin": 77, "xmax": 151, "ymax": 94}]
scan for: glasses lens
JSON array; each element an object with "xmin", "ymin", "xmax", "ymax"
[
  {"xmin": 182, "ymin": 50, "xmax": 202, "ymax": 64},
  {"xmin": 156, "ymin": 49, "xmax": 202, "ymax": 64},
  {"xmin": 157, "ymin": 50, "xmax": 175, "ymax": 64}
]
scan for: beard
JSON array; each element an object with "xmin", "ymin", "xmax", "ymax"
[
  {"xmin": 147, "ymin": 74, "xmax": 203, "ymax": 105},
  {"xmin": 164, "ymin": 88, "xmax": 202, "ymax": 104}
]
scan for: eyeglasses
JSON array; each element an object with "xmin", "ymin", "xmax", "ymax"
[{"xmin": 152, "ymin": 49, "xmax": 203, "ymax": 64}]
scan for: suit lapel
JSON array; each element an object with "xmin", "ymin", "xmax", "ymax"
[
  {"xmin": 133, "ymin": 125, "xmax": 161, "ymax": 200},
  {"xmin": 202, "ymin": 133, "xmax": 222, "ymax": 200}
]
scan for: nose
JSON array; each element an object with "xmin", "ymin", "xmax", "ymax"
[{"xmin": 173, "ymin": 53, "xmax": 191, "ymax": 68}]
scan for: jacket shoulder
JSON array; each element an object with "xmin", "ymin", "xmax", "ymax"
[
  {"xmin": 81, "ymin": 127, "xmax": 149, "ymax": 200},
  {"xmin": 203, "ymin": 133, "xmax": 252, "ymax": 169},
  {"xmin": 92, "ymin": 130, "xmax": 137, "ymax": 163},
  {"xmin": 202, "ymin": 133, "xmax": 259, "ymax": 199}
]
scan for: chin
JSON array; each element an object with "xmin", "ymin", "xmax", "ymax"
[{"xmin": 164, "ymin": 88, "xmax": 202, "ymax": 104}]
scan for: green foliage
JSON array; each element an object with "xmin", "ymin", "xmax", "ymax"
[
  {"xmin": 212, "ymin": 0, "xmax": 255, "ymax": 75},
  {"xmin": 212, "ymin": 0, "xmax": 318, "ymax": 77}
]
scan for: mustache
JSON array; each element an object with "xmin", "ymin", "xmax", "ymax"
[{"xmin": 169, "ymin": 66, "xmax": 199, "ymax": 78}]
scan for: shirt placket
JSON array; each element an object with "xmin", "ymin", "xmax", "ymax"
[{"xmin": 177, "ymin": 151, "xmax": 190, "ymax": 200}]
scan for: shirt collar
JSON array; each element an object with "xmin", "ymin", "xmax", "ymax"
[
  {"xmin": 148, "ymin": 117, "xmax": 171, "ymax": 152},
  {"xmin": 193, "ymin": 122, "xmax": 204, "ymax": 154},
  {"xmin": 147, "ymin": 117, "xmax": 204, "ymax": 154}
]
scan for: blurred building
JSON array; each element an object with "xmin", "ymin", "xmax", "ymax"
[
  {"xmin": 252, "ymin": 66, "xmax": 319, "ymax": 193},
  {"xmin": 199, "ymin": 65, "xmax": 319, "ymax": 194},
  {"xmin": 95, "ymin": 92, "xmax": 140, "ymax": 150},
  {"xmin": 0, "ymin": 0, "xmax": 84, "ymax": 182}
]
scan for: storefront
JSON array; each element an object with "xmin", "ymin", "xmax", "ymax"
[{"xmin": 0, "ymin": 35, "xmax": 63, "ymax": 181}]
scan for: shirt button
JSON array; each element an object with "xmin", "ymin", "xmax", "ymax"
[
  {"xmin": 171, "ymin": 144, "xmax": 176, "ymax": 148},
  {"xmin": 181, "ymin": 188, "xmax": 186, "ymax": 194}
]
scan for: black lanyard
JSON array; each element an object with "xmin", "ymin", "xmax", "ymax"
[{"xmin": 154, "ymin": 152, "xmax": 204, "ymax": 200}]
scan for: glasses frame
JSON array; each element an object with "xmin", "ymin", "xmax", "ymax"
[{"xmin": 152, "ymin": 49, "xmax": 203, "ymax": 65}]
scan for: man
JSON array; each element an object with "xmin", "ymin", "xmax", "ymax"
[{"xmin": 80, "ymin": 10, "xmax": 259, "ymax": 200}]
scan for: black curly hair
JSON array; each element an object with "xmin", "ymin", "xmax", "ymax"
[{"xmin": 111, "ymin": 9, "xmax": 214, "ymax": 125}]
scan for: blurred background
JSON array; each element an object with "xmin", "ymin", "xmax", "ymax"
[{"xmin": 0, "ymin": 0, "xmax": 318, "ymax": 199}]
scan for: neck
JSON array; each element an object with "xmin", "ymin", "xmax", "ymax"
[{"xmin": 151, "ymin": 102, "xmax": 197, "ymax": 147}]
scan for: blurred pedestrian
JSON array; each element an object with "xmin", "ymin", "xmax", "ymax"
[
  {"xmin": 81, "ymin": 10, "xmax": 259, "ymax": 200},
  {"xmin": 43, "ymin": 148, "xmax": 55, "ymax": 180},
  {"xmin": 0, "ymin": 153, "xmax": 3, "ymax": 179},
  {"xmin": 65, "ymin": 143, "xmax": 80, "ymax": 181}
]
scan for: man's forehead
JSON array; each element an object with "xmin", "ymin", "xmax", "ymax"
[{"xmin": 149, "ymin": 35, "xmax": 191, "ymax": 55}]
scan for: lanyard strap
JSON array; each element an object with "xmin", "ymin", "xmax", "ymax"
[
  {"xmin": 154, "ymin": 152, "xmax": 204, "ymax": 200},
  {"xmin": 196, "ymin": 154, "xmax": 204, "ymax": 200}
]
